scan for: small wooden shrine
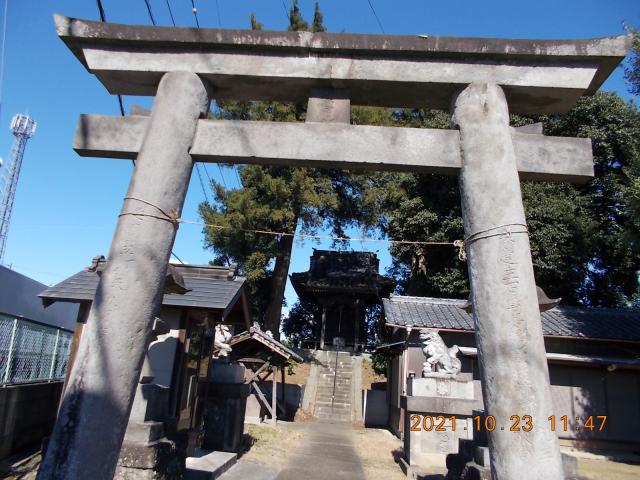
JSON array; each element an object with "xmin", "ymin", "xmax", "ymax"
[{"xmin": 290, "ymin": 249, "xmax": 395, "ymax": 351}]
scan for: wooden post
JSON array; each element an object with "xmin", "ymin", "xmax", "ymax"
[
  {"xmin": 354, "ymin": 300, "xmax": 361, "ymax": 352},
  {"xmin": 280, "ymin": 364, "xmax": 285, "ymax": 405},
  {"xmin": 271, "ymin": 365, "xmax": 277, "ymax": 425},
  {"xmin": 320, "ymin": 304, "xmax": 327, "ymax": 350}
]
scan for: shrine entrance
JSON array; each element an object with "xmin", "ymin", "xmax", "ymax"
[{"xmin": 39, "ymin": 15, "xmax": 631, "ymax": 480}]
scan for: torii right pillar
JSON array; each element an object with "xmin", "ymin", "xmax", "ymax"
[{"xmin": 453, "ymin": 82, "xmax": 564, "ymax": 479}]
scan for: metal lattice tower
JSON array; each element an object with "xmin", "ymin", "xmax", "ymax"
[{"xmin": 0, "ymin": 114, "xmax": 36, "ymax": 263}]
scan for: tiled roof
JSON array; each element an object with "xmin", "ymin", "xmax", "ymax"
[
  {"xmin": 39, "ymin": 258, "xmax": 245, "ymax": 313},
  {"xmin": 229, "ymin": 325, "xmax": 303, "ymax": 363},
  {"xmin": 383, "ymin": 295, "xmax": 640, "ymax": 342}
]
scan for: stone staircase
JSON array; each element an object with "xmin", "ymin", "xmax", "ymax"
[{"xmin": 313, "ymin": 351, "xmax": 353, "ymax": 422}]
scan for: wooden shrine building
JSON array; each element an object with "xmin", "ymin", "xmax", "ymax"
[{"xmin": 290, "ymin": 250, "xmax": 395, "ymax": 351}]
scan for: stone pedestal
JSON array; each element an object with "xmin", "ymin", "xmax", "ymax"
[
  {"xmin": 403, "ymin": 374, "xmax": 482, "ymax": 468},
  {"xmin": 116, "ymin": 383, "xmax": 184, "ymax": 479},
  {"xmin": 202, "ymin": 361, "xmax": 249, "ymax": 453}
]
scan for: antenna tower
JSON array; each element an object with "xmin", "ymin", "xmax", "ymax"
[{"xmin": 0, "ymin": 114, "xmax": 36, "ymax": 263}]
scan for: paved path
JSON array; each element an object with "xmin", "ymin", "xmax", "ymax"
[{"xmin": 219, "ymin": 421, "xmax": 366, "ymax": 480}]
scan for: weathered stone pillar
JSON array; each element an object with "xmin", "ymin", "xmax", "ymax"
[
  {"xmin": 452, "ymin": 83, "xmax": 564, "ymax": 480},
  {"xmin": 38, "ymin": 71, "xmax": 210, "ymax": 480}
]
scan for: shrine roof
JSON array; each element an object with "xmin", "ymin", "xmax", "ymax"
[
  {"xmin": 54, "ymin": 15, "xmax": 632, "ymax": 113},
  {"xmin": 383, "ymin": 295, "xmax": 640, "ymax": 343},
  {"xmin": 290, "ymin": 250, "xmax": 396, "ymax": 300},
  {"xmin": 39, "ymin": 256, "xmax": 245, "ymax": 317},
  {"xmin": 229, "ymin": 325, "xmax": 303, "ymax": 363}
]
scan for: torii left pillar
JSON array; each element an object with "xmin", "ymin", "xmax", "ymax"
[{"xmin": 38, "ymin": 71, "xmax": 210, "ymax": 480}]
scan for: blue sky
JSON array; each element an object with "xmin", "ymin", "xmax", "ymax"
[{"xmin": 1, "ymin": 0, "xmax": 638, "ymax": 313}]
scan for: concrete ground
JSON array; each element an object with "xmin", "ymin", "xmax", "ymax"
[
  {"xmin": 220, "ymin": 421, "xmax": 406, "ymax": 480},
  {"xmin": 2, "ymin": 425, "xmax": 638, "ymax": 479}
]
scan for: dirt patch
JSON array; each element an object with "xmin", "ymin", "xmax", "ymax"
[
  {"xmin": 352, "ymin": 427, "xmax": 405, "ymax": 480},
  {"xmin": 294, "ymin": 408, "xmax": 317, "ymax": 422},
  {"xmin": 240, "ymin": 423, "xmax": 305, "ymax": 469},
  {"xmin": 577, "ymin": 457, "xmax": 640, "ymax": 480},
  {"xmin": 361, "ymin": 358, "xmax": 387, "ymax": 391}
]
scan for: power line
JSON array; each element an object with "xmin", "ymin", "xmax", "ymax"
[
  {"xmin": 281, "ymin": 0, "xmax": 290, "ymax": 22},
  {"xmin": 165, "ymin": 0, "xmax": 176, "ymax": 26},
  {"xmin": 143, "ymin": 0, "xmax": 157, "ymax": 25},
  {"xmin": 95, "ymin": 1, "xmax": 126, "ymax": 117},
  {"xmin": 366, "ymin": 0, "xmax": 385, "ymax": 34},
  {"xmin": 195, "ymin": 163, "xmax": 211, "ymax": 204},
  {"xmin": 96, "ymin": 0, "xmax": 107, "ymax": 22},
  {"xmin": 216, "ymin": 164, "xmax": 228, "ymax": 189},
  {"xmin": 171, "ymin": 251, "xmax": 185, "ymax": 264},
  {"xmin": 215, "ymin": 0, "xmax": 222, "ymax": 27},
  {"xmin": 189, "ymin": 0, "xmax": 200, "ymax": 28}
]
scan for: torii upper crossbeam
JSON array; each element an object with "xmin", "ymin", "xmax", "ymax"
[{"xmin": 39, "ymin": 15, "xmax": 631, "ymax": 480}]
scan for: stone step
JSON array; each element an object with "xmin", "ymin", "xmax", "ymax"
[
  {"xmin": 317, "ymin": 384, "xmax": 351, "ymax": 390},
  {"xmin": 317, "ymin": 384, "xmax": 351, "ymax": 391},
  {"xmin": 315, "ymin": 412, "xmax": 351, "ymax": 422},
  {"xmin": 317, "ymin": 389, "xmax": 351, "ymax": 396},
  {"xmin": 315, "ymin": 409, "xmax": 351, "ymax": 418},
  {"xmin": 185, "ymin": 449, "xmax": 237, "ymax": 480},
  {"xmin": 318, "ymin": 381, "xmax": 352, "ymax": 387},
  {"xmin": 315, "ymin": 403, "xmax": 351, "ymax": 411},
  {"xmin": 315, "ymin": 393, "xmax": 351, "ymax": 401}
]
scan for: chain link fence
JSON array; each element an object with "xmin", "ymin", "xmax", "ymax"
[{"xmin": 0, "ymin": 314, "xmax": 73, "ymax": 385}]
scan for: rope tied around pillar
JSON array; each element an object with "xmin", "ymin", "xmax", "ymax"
[
  {"xmin": 118, "ymin": 196, "xmax": 180, "ymax": 226},
  {"xmin": 461, "ymin": 222, "xmax": 529, "ymax": 251}
]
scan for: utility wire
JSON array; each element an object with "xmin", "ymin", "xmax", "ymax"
[
  {"xmin": 195, "ymin": 164, "xmax": 211, "ymax": 204},
  {"xmin": 96, "ymin": 0, "xmax": 107, "ymax": 21},
  {"xmin": 95, "ymin": 1, "xmax": 126, "ymax": 117},
  {"xmin": 281, "ymin": 0, "xmax": 290, "ymax": 22},
  {"xmin": 366, "ymin": 0, "xmax": 385, "ymax": 34},
  {"xmin": 215, "ymin": 0, "xmax": 222, "ymax": 27},
  {"xmin": 189, "ymin": 0, "xmax": 200, "ymax": 28},
  {"xmin": 165, "ymin": 0, "xmax": 176, "ymax": 26},
  {"xmin": 144, "ymin": 0, "xmax": 157, "ymax": 25}
]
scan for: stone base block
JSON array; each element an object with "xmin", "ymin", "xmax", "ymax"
[
  {"xmin": 185, "ymin": 449, "xmax": 237, "ymax": 480},
  {"xmin": 116, "ymin": 438, "xmax": 185, "ymax": 480},
  {"xmin": 125, "ymin": 421, "xmax": 165, "ymax": 443},
  {"xmin": 409, "ymin": 375, "xmax": 474, "ymax": 399}
]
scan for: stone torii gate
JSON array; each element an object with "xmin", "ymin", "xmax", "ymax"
[{"xmin": 39, "ymin": 15, "xmax": 630, "ymax": 480}]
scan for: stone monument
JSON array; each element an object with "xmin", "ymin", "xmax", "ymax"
[
  {"xmin": 404, "ymin": 330, "xmax": 480, "ymax": 468},
  {"xmin": 202, "ymin": 327, "xmax": 249, "ymax": 453}
]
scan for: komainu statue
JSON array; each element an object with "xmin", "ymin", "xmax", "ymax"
[
  {"xmin": 420, "ymin": 329, "xmax": 461, "ymax": 376},
  {"xmin": 214, "ymin": 324, "xmax": 233, "ymax": 358}
]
